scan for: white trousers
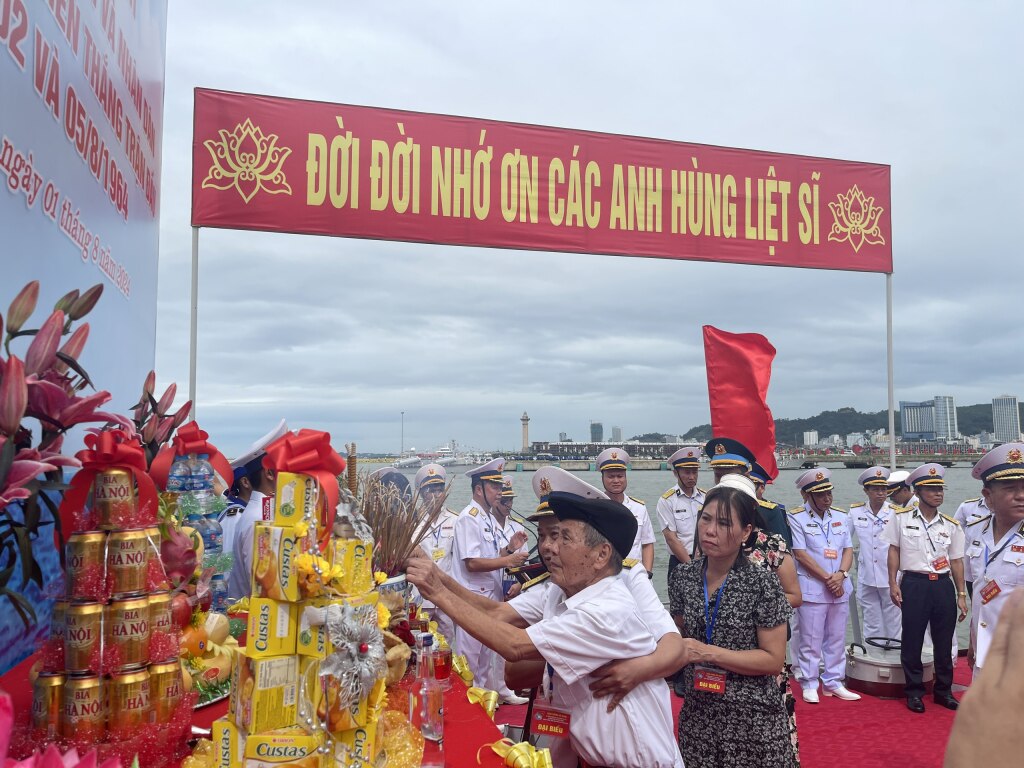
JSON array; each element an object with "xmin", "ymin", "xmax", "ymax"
[
  {"xmin": 795, "ymin": 600, "xmax": 850, "ymax": 689},
  {"xmin": 425, "ymin": 606, "xmax": 455, "ymax": 650},
  {"xmin": 455, "ymin": 624, "xmax": 501, "ymax": 691},
  {"xmin": 857, "ymin": 584, "xmax": 902, "ymax": 642}
]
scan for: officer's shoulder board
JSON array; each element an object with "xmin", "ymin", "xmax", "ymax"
[
  {"xmin": 468, "ymin": 507, "xmax": 479, "ymax": 517},
  {"xmin": 661, "ymin": 488, "xmax": 677, "ymax": 500},
  {"xmin": 696, "ymin": 487, "xmax": 707, "ymax": 495},
  {"xmin": 628, "ymin": 495, "xmax": 645, "ymax": 505},
  {"xmin": 892, "ymin": 504, "xmax": 912, "ymax": 514},
  {"xmin": 962, "ymin": 497, "xmax": 980, "ymax": 505},
  {"xmin": 622, "ymin": 558, "xmax": 639, "ymax": 569},
  {"xmin": 521, "ymin": 572, "xmax": 550, "ymax": 591},
  {"xmin": 940, "ymin": 513, "xmax": 960, "ymax": 526},
  {"xmin": 850, "ymin": 502, "xmax": 866, "ymax": 508},
  {"xmin": 830, "ymin": 506, "xmax": 845, "ymax": 513},
  {"xmin": 966, "ymin": 514, "xmax": 992, "ymax": 528},
  {"xmin": 788, "ymin": 506, "xmax": 804, "ymax": 516}
]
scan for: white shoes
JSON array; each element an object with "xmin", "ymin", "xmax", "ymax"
[
  {"xmin": 802, "ymin": 688, "xmax": 819, "ymax": 704},
  {"xmin": 500, "ymin": 692, "xmax": 529, "ymax": 706},
  {"xmin": 824, "ymin": 685, "xmax": 862, "ymax": 701}
]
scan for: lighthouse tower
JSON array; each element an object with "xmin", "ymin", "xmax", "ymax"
[{"xmin": 521, "ymin": 412, "xmax": 530, "ymax": 452}]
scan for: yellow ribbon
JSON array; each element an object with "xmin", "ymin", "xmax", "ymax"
[
  {"xmin": 226, "ymin": 597, "xmax": 250, "ymax": 614},
  {"xmin": 466, "ymin": 686, "xmax": 499, "ymax": 719},
  {"xmin": 453, "ymin": 653, "xmax": 474, "ymax": 685},
  {"xmin": 477, "ymin": 738, "xmax": 553, "ymax": 768},
  {"xmin": 182, "ymin": 739, "xmax": 216, "ymax": 768}
]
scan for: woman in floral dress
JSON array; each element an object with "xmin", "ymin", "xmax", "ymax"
[{"xmin": 669, "ymin": 476, "xmax": 796, "ymax": 767}]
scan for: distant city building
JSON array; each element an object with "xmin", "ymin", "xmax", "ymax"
[
  {"xmin": 803, "ymin": 430, "xmax": 818, "ymax": 447},
  {"xmin": 611, "ymin": 426, "xmax": 622, "ymax": 442},
  {"xmin": 558, "ymin": 432, "xmax": 568, "ymax": 442},
  {"xmin": 900, "ymin": 400, "xmax": 936, "ymax": 441},
  {"xmin": 846, "ymin": 433, "xmax": 866, "ymax": 448},
  {"xmin": 590, "ymin": 421, "xmax": 603, "ymax": 443},
  {"xmin": 826, "ymin": 434, "xmax": 843, "ymax": 448},
  {"xmin": 933, "ymin": 395, "xmax": 959, "ymax": 439},
  {"xmin": 993, "ymin": 395, "xmax": 1022, "ymax": 443},
  {"xmin": 531, "ymin": 440, "xmax": 702, "ymax": 460}
]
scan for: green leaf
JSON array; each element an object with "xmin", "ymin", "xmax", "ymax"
[
  {"xmin": 0, "ymin": 586, "xmax": 37, "ymax": 628},
  {"xmin": 0, "ymin": 438, "xmax": 14, "ymax": 487},
  {"xmin": 38, "ymin": 491, "xmax": 65, "ymax": 569},
  {"xmin": 54, "ymin": 351, "xmax": 94, "ymax": 389},
  {"xmin": 14, "ymin": 525, "xmax": 33, "ymax": 585}
]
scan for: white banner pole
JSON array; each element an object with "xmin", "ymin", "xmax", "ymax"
[
  {"xmin": 189, "ymin": 226, "xmax": 200, "ymax": 422},
  {"xmin": 887, "ymin": 272, "xmax": 895, "ymax": 469}
]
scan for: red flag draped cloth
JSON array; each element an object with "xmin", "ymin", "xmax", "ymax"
[
  {"xmin": 263, "ymin": 429, "xmax": 347, "ymax": 544},
  {"xmin": 702, "ymin": 325, "xmax": 778, "ymax": 479},
  {"xmin": 149, "ymin": 422, "xmax": 234, "ymax": 492},
  {"xmin": 58, "ymin": 429, "xmax": 159, "ymax": 537}
]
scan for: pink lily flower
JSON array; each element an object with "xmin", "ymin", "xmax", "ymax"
[
  {"xmin": 25, "ymin": 379, "xmax": 131, "ymax": 437},
  {"xmin": 0, "ymin": 355, "xmax": 27, "ymax": 436},
  {"xmin": 24, "ymin": 310, "xmax": 64, "ymax": 376}
]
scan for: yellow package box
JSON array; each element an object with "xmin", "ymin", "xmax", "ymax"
[
  {"xmin": 229, "ymin": 652, "xmax": 298, "ymax": 734},
  {"xmin": 297, "ymin": 657, "xmax": 321, "ymax": 718},
  {"xmin": 246, "ymin": 598, "xmax": 298, "ymax": 658},
  {"xmin": 252, "ymin": 525, "xmax": 312, "ymax": 602},
  {"xmin": 296, "ymin": 602, "xmax": 332, "ymax": 660},
  {"xmin": 335, "ymin": 721, "xmax": 377, "ymax": 766},
  {"xmin": 274, "ymin": 472, "xmax": 319, "ymax": 527},
  {"xmin": 214, "ymin": 718, "xmax": 323, "ymax": 768},
  {"xmin": 327, "ymin": 538, "xmax": 373, "ymax": 595}
]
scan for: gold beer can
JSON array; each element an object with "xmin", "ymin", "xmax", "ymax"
[
  {"xmin": 50, "ymin": 600, "xmax": 67, "ymax": 640},
  {"xmin": 148, "ymin": 590, "xmax": 173, "ymax": 640},
  {"xmin": 108, "ymin": 668, "xmax": 151, "ymax": 732},
  {"xmin": 106, "ymin": 596, "xmax": 150, "ymax": 670},
  {"xmin": 144, "ymin": 526, "xmax": 169, "ymax": 590},
  {"xmin": 94, "ymin": 468, "xmax": 136, "ymax": 530},
  {"xmin": 62, "ymin": 674, "xmax": 105, "ymax": 741},
  {"xmin": 65, "ymin": 531, "xmax": 106, "ymax": 599},
  {"xmin": 65, "ymin": 602, "xmax": 104, "ymax": 673},
  {"xmin": 107, "ymin": 528, "xmax": 149, "ymax": 597},
  {"xmin": 31, "ymin": 673, "xmax": 64, "ymax": 737},
  {"xmin": 149, "ymin": 660, "xmax": 183, "ymax": 723}
]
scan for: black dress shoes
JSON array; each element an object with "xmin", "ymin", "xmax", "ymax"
[
  {"xmin": 934, "ymin": 695, "xmax": 959, "ymax": 710},
  {"xmin": 906, "ymin": 697, "xmax": 926, "ymax": 713}
]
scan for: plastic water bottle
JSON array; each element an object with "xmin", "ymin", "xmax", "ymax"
[
  {"xmin": 209, "ymin": 574, "xmax": 228, "ymax": 613},
  {"xmin": 185, "ymin": 512, "xmax": 210, "ymax": 555},
  {"xmin": 190, "ymin": 454, "xmax": 215, "ymax": 509},
  {"xmin": 419, "ymin": 635, "xmax": 443, "ymax": 742},
  {"xmin": 204, "ymin": 512, "xmax": 224, "ymax": 563},
  {"xmin": 166, "ymin": 456, "xmax": 191, "ymax": 492}
]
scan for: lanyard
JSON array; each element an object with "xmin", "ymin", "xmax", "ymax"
[
  {"xmin": 985, "ymin": 531, "xmax": 1021, "ymax": 569},
  {"xmin": 545, "ymin": 662, "xmax": 556, "ymax": 701},
  {"xmin": 702, "ymin": 565, "xmax": 730, "ymax": 645},
  {"xmin": 918, "ymin": 512, "xmax": 939, "ymax": 554}
]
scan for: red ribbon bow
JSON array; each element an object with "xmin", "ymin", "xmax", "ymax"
[
  {"xmin": 263, "ymin": 429, "xmax": 346, "ymax": 537},
  {"xmin": 149, "ymin": 421, "xmax": 233, "ymax": 492},
  {"xmin": 58, "ymin": 429, "xmax": 159, "ymax": 536}
]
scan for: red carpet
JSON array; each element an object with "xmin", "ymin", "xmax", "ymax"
[{"xmin": 496, "ymin": 659, "xmax": 974, "ymax": 767}]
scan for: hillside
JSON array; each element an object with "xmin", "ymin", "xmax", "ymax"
[{"xmin": 681, "ymin": 403, "xmax": 1023, "ymax": 444}]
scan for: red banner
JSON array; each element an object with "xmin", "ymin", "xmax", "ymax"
[
  {"xmin": 703, "ymin": 326, "xmax": 778, "ymax": 479},
  {"xmin": 192, "ymin": 88, "xmax": 892, "ymax": 273}
]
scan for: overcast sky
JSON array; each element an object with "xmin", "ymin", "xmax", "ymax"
[{"xmin": 154, "ymin": 1, "xmax": 1023, "ymax": 457}]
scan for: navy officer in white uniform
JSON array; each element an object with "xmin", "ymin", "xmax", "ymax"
[
  {"xmin": 408, "ymin": 467, "xmax": 684, "ymax": 768},
  {"xmin": 954, "ymin": 489, "xmax": 991, "ymax": 597},
  {"xmin": 596, "ymin": 447, "xmax": 655, "ymax": 575},
  {"xmin": 450, "ymin": 457, "xmax": 529, "ymax": 693},
  {"xmin": 790, "ymin": 467, "xmax": 859, "ymax": 702},
  {"xmin": 965, "ymin": 443, "xmax": 1024, "ymax": 673},
  {"xmin": 883, "ymin": 462, "xmax": 967, "ymax": 713},
  {"xmin": 656, "ymin": 446, "xmax": 705, "ymax": 584},
  {"xmin": 413, "ymin": 463, "xmax": 459, "ymax": 643},
  {"xmin": 849, "ymin": 465, "xmax": 902, "ymax": 643}
]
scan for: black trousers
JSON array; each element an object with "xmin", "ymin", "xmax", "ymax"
[{"xmin": 900, "ymin": 572, "xmax": 956, "ymax": 699}]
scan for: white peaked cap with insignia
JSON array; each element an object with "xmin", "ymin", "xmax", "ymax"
[
  {"xmin": 972, "ymin": 442, "xmax": 1024, "ymax": 483},
  {"xmin": 713, "ymin": 473, "xmax": 757, "ymax": 500},
  {"xmin": 795, "ymin": 467, "xmax": 833, "ymax": 493},
  {"xmin": 596, "ymin": 447, "xmax": 630, "ymax": 472},
  {"xmin": 466, "ymin": 456, "xmax": 505, "ymax": 482},
  {"xmin": 531, "ymin": 466, "xmax": 608, "ymax": 520},
  {"xmin": 500, "ymin": 475, "xmax": 516, "ymax": 497},
  {"xmin": 414, "ymin": 463, "xmax": 447, "ymax": 489},
  {"xmin": 857, "ymin": 466, "xmax": 891, "ymax": 486},
  {"xmin": 668, "ymin": 447, "xmax": 701, "ymax": 468},
  {"xmin": 887, "ymin": 470, "xmax": 910, "ymax": 489},
  {"xmin": 229, "ymin": 418, "xmax": 290, "ymax": 478},
  {"xmin": 908, "ymin": 463, "xmax": 946, "ymax": 487}
]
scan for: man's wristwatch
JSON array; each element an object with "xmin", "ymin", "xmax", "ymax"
[
  {"xmin": 839, "ymin": 570, "xmax": 848, "ymax": 579},
  {"xmin": 504, "ymin": 546, "xmax": 514, "ymax": 556},
  {"xmin": 958, "ymin": 591, "xmax": 968, "ymax": 597}
]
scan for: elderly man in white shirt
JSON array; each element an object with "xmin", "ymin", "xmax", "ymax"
[{"xmin": 408, "ymin": 468, "xmax": 684, "ymax": 768}]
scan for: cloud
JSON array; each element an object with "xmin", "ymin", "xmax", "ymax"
[{"xmin": 155, "ymin": 1, "xmax": 1024, "ymax": 456}]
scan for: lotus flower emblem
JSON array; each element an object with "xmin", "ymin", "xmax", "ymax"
[
  {"xmin": 201, "ymin": 118, "xmax": 292, "ymax": 203},
  {"xmin": 827, "ymin": 184, "xmax": 886, "ymax": 253}
]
